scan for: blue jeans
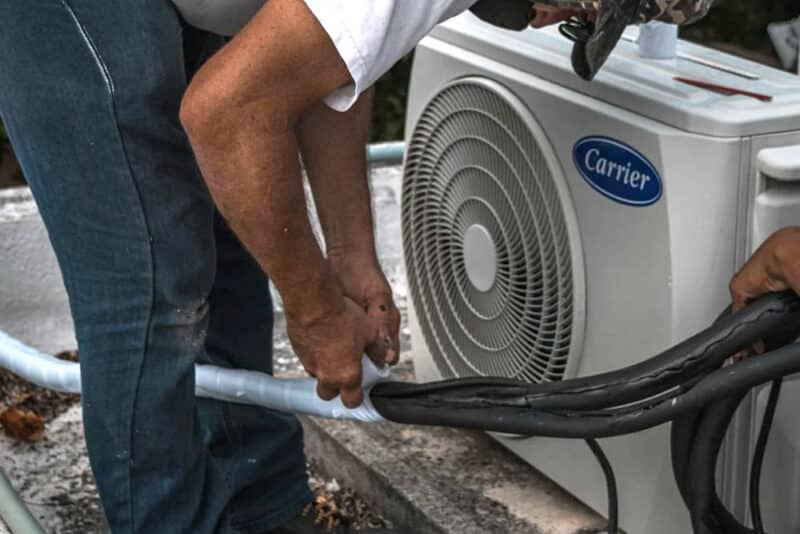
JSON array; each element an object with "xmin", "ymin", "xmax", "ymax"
[{"xmin": 0, "ymin": 2, "xmax": 313, "ymax": 532}]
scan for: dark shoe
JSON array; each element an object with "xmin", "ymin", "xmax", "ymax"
[{"xmin": 267, "ymin": 499, "xmax": 400, "ymax": 533}]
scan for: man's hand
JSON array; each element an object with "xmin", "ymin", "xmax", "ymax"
[
  {"xmin": 296, "ymin": 91, "xmax": 401, "ymax": 367},
  {"xmin": 287, "ymin": 294, "xmax": 385, "ymax": 408},
  {"xmin": 730, "ymin": 227, "xmax": 800, "ymax": 312},
  {"xmin": 530, "ymin": 3, "xmax": 594, "ymax": 29},
  {"xmin": 329, "ymin": 254, "xmax": 401, "ymax": 366}
]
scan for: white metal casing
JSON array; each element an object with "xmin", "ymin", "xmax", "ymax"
[{"xmin": 405, "ymin": 13, "xmax": 800, "ymax": 534}]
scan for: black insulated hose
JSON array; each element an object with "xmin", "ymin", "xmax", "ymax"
[{"xmin": 369, "ymin": 291, "xmax": 800, "ymax": 534}]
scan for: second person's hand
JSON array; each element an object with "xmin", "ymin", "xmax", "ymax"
[
  {"xmin": 728, "ymin": 227, "xmax": 800, "ymax": 359},
  {"xmin": 730, "ymin": 227, "xmax": 800, "ymax": 312},
  {"xmin": 530, "ymin": 3, "xmax": 594, "ymax": 29}
]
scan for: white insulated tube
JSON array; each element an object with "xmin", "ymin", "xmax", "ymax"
[{"xmin": 0, "ymin": 330, "xmax": 389, "ymax": 423}]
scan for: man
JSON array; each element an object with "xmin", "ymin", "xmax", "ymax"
[{"xmin": 0, "ymin": 1, "xmax": 711, "ymax": 532}]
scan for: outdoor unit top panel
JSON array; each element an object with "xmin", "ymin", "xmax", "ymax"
[{"xmin": 430, "ymin": 14, "xmax": 800, "ymax": 138}]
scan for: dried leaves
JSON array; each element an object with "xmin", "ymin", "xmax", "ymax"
[
  {"xmin": 308, "ymin": 470, "xmax": 389, "ymax": 530},
  {"xmin": 0, "ymin": 349, "xmax": 80, "ymax": 442},
  {"xmin": 0, "ymin": 405, "xmax": 44, "ymax": 442},
  {"xmin": 55, "ymin": 350, "xmax": 79, "ymax": 363}
]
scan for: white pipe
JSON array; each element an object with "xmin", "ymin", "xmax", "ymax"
[
  {"xmin": 366, "ymin": 141, "xmax": 405, "ymax": 165},
  {"xmin": 0, "ymin": 330, "xmax": 389, "ymax": 423},
  {"xmin": 0, "ymin": 330, "xmax": 81, "ymax": 394},
  {"xmin": 195, "ymin": 357, "xmax": 390, "ymax": 422}
]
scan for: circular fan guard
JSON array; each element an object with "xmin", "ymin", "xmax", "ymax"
[{"xmin": 402, "ymin": 78, "xmax": 584, "ymax": 383}]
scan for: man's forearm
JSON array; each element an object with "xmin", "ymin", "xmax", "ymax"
[
  {"xmin": 192, "ymin": 125, "xmax": 341, "ymax": 320},
  {"xmin": 178, "ymin": 0, "xmax": 388, "ymax": 406},
  {"xmin": 297, "ymin": 89, "xmax": 378, "ymax": 263},
  {"xmin": 181, "ymin": 79, "xmax": 344, "ymax": 323}
]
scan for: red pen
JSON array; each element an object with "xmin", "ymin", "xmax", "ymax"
[{"xmin": 674, "ymin": 76, "xmax": 773, "ymax": 102}]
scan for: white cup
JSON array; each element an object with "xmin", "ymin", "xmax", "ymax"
[{"xmin": 638, "ymin": 21, "xmax": 679, "ymax": 60}]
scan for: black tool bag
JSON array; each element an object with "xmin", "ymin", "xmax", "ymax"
[{"xmin": 469, "ymin": 0, "xmax": 714, "ymax": 80}]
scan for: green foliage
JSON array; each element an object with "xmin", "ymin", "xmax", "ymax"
[
  {"xmin": 370, "ymin": 54, "xmax": 414, "ymax": 142},
  {"xmin": 682, "ymin": 0, "xmax": 799, "ymax": 53}
]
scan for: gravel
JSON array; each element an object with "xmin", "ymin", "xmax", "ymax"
[{"xmin": 0, "ymin": 369, "xmax": 391, "ymax": 533}]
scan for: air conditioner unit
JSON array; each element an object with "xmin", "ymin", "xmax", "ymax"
[{"xmin": 402, "ymin": 14, "xmax": 800, "ymax": 534}]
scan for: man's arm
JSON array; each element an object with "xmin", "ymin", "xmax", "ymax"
[
  {"xmin": 180, "ymin": 0, "xmax": 382, "ymax": 407},
  {"xmin": 297, "ymin": 89, "xmax": 402, "ymax": 364},
  {"xmin": 178, "ymin": 0, "xmax": 583, "ymax": 406}
]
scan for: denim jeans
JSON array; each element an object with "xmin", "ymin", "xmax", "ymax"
[{"xmin": 0, "ymin": 2, "xmax": 312, "ymax": 532}]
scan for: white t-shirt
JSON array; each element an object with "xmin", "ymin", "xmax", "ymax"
[
  {"xmin": 172, "ymin": 0, "xmax": 265, "ymax": 37},
  {"xmin": 172, "ymin": 0, "xmax": 478, "ymax": 111}
]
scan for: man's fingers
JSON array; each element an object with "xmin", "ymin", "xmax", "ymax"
[
  {"xmin": 317, "ymin": 368, "xmax": 368, "ymax": 406},
  {"xmin": 729, "ymin": 262, "xmax": 768, "ymax": 312},
  {"xmin": 729, "ymin": 281, "xmax": 751, "ymax": 313},
  {"xmin": 732, "ymin": 349, "xmax": 750, "ymax": 362},
  {"xmin": 316, "ymin": 383, "xmax": 339, "ymax": 402},
  {"xmin": 732, "ymin": 340, "xmax": 766, "ymax": 362},
  {"xmin": 365, "ymin": 335, "xmax": 389, "ymax": 367},
  {"xmin": 340, "ymin": 385, "xmax": 364, "ymax": 409},
  {"xmin": 365, "ymin": 293, "xmax": 400, "ymax": 365},
  {"xmin": 386, "ymin": 340, "xmax": 400, "ymax": 366},
  {"xmin": 318, "ymin": 358, "xmax": 365, "ymax": 407},
  {"xmin": 530, "ymin": 4, "xmax": 580, "ymax": 28},
  {"xmin": 387, "ymin": 307, "xmax": 401, "ymax": 365},
  {"xmin": 730, "ymin": 267, "xmax": 789, "ymax": 312}
]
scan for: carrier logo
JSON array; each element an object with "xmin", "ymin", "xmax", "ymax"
[{"xmin": 573, "ymin": 137, "xmax": 662, "ymax": 207}]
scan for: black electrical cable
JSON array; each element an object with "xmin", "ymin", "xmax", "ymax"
[
  {"xmin": 367, "ymin": 292, "xmax": 800, "ymax": 533},
  {"xmin": 372, "ymin": 341, "xmax": 800, "ymax": 437},
  {"xmin": 585, "ymin": 438, "xmax": 618, "ymax": 534},
  {"xmin": 374, "ymin": 344, "xmax": 800, "ymax": 532},
  {"xmin": 373, "ymin": 292, "xmax": 800, "ymax": 413},
  {"xmin": 686, "ymin": 394, "xmax": 746, "ymax": 534},
  {"xmin": 750, "ymin": 378, "xmax": 782, "ymax": 534},
  {"xmin": 670, "ymin": 373, "xmax": 758, "ymax": 534}
]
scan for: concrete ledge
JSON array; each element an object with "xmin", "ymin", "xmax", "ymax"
[{"xmin": 302, "ymin": 363, "xmax": 607, "ymax": 534}]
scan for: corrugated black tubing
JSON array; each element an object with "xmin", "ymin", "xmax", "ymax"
[{"xmin": 370, "ymin": 292, "xmax": 800, "ymax": 533}]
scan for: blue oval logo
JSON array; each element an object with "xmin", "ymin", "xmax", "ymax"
[{"xmin": 573, "ymin": 137, "xmax": 662, "ymax": 207}]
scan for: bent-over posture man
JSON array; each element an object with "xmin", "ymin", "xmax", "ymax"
[{"xmin": 0, "ymin": 0, "xmax": 711, "ymax": 532}]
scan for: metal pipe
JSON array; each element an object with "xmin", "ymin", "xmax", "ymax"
[
  {"xmin": 0, "ymin": 331, "xmax": 80, "ymax": 394},
  {"xmin": 0, "ymin": 468, "xmax": 46, "ymax": 534}
]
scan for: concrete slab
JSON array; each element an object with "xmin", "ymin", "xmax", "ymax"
[
  {"xmin": 0, "ymin": 187, "xmax": 75, "ymax": 354},
  {"xmin": 0, "ymin": 404, "xmax": 107, "ymax": 534},
  {"xmin": 301, "ymin": 361, "xmax": 608, "ymax": 534}
]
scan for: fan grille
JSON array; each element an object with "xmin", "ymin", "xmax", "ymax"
[{"xmin": 403, "ymin": 79, "xmax": 580, "ymax": 383}]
